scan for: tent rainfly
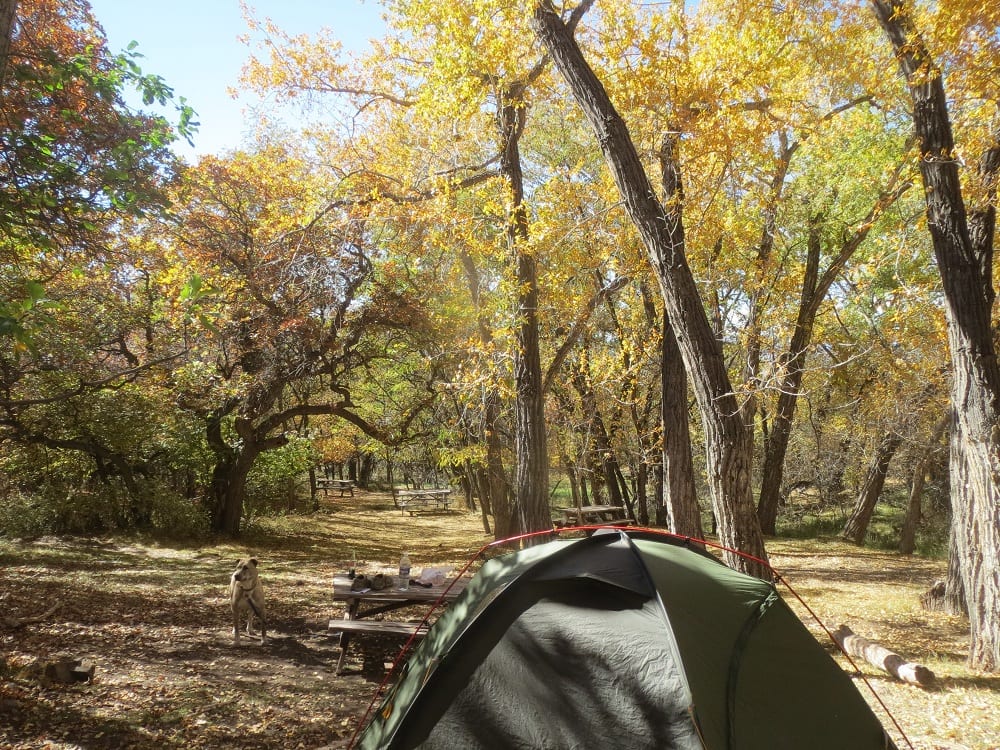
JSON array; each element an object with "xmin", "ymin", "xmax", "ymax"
[{"xmin": 355, "ymin": 529, "xmax": 900, "ymax": 749}]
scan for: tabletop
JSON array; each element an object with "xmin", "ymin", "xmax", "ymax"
[
  {"xmin": 392, "ymin": 488, "xmax": 452, "ymax": 499},
  {"xmin": 561, "ymin": 504, "xmax": 626, "ymax": 519},
  {"xmin": 333, "ymin": 574, "xmax": 468, "ymax": 619}
]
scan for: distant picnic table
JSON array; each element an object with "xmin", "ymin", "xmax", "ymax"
[
  {"xmin": 556, "ymin": 504, "xmax": 635, "ymax": 527},
  {"xmin": 316, "ymin": 478, "xmax": 355, "ymax": 497},
  {"xmin": 391, "ymin": 487, "xmax": 453, "ymax": 515}
]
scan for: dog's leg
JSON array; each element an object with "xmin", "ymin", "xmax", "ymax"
[{"xmin": 231, "ymin": 588, "xmax": 242, "ymax": 645}]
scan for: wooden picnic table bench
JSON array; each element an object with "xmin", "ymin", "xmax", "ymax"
[
  {"xmin": 328, "ymin": 620, "xmax": 430, "ymax": 672},
  {"xmin": 316, "ymin": 478, "xmax": 355, "ymax": 497},
  {"xmin": 330, "ymin": 573, "xmax": 467, "ymax": 673},
  {"xmin": 391, "ymin": 487, "xmax": 453, "ymax": 515}
]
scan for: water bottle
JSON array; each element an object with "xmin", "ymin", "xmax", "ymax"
[{"xmin": 398, "ymin": 552, "xmax": 411, "ymax": 591}]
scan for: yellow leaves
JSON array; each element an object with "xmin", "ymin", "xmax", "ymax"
[
  {"xmin": 313, "ymin": 429, "xmax": 361, "ymax": 463},
  {"xmin": 240, "ymin": 4, "xmax": 350, "ymax": 105},
  {"xmin": 388, "ymin": 0, "xmax": 535, "ymax": 79}
]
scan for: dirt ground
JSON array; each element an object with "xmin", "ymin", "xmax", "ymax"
[{"xmin": 1, "ymin": 491, "xmax": 998, "ymax": 749}]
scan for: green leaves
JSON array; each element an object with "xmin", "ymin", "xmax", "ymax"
[
  {"xmin": 179, "ymin": 274, "xmax": 222, "ymax": 335},
  {"xmin": 111, "ymin": 44, "xmax": 201, "ymax": 146},
  {"xmin": 0, "ymin": 280, "xmax": 65, "ymax": 354}
]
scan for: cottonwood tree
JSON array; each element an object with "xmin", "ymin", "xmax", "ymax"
[
  {"xmin": 869, "ymin": 0, "xmax": 1000, "ymax": 671},
  {"xmin": 240, "ymin": 1, "xmax": 634, "ymax": 538},
  {"xmin": 598, "ymin": 0, "xmax": 914, "ymax": 536},
  {"xmin": 532, "ymin": 2, "xmax": 769, "ymax": 576}
]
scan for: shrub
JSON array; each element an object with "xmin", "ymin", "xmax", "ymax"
[
  {"xmin": 244, "ymin": 436, "xmax": 319, "ymax": 520},
  {"xmin": 147, "ymin": 484, "xmax": 210, "ymax": 539},
  {"xmin": 0, "ymin": 490, "xmax": 59, "ymax": 539}
]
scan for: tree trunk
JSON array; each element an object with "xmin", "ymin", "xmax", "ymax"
[
  {"xmin": 758, "ymin": 179, "xmax": 910, "ymax": 534},
  {"xmin": 943, "ymin": 530, "xmax": 968, "ymax": 616},
  {"xmin": 613, "ymin": 463, "xmax": 636, "ymax": 521},
  {"xmin": 842, "ymin": 432, "xmax": 902, "ymax": 545},
  {"xmin": 572, "ymin": 370, "xmax": 624, "ymax": 508},
  {"xmin": 206, "ymin": 409, "xmax": 240, "ymax": 534},
  {"xmin": 532, "ymin": 4, "xmax": 768, "ymax": 576},
  {"xmin": 469, "ymin": 465, "xmax": 494, "ymax": 535},
  {"xmin": 921, "ymin": 532, "xmax": 969, "ymax": 616},
  {"xmin": 458, "ymin": 469, "xmax": 476, "ymax": 511},
  {"xmin": 497, "ymin": 89, "xmax": 549, "ymax": 537},
  {"xmin": 210, "ymin": 450, "xmax": 256, "ymax": 536},
  {"xmin": 0, "ymin": 0, "xmax": 17, "ymax": 85},
  {"xmin": 898, "ymin": 460, "xmax": 926, "ymax": 557},
  {"xmin": 900, "ymin": 416, "xmax": 947, "ymax": 554},
  {"xmin": 757, "ymin": 215, "xmax": 824, "ymax": 534},
  {"xmin": 559, "ymin": 453, "xmax": 581, "ymax": 509},
  {"xmin": 635, "ymin": 460, "xmax": 649, "ymax": 526},
  {"xmin": 458, "ymin": 249, "xmax": 512, "ymax": 534},
  {"xmin": 205, "ymin": 411, "xmax": 285, "ymax": 536},
  {"xmin": 871, "ymin": 0, "xmax": 1000, "ymax": 671},
  {"xmin": 740, "ymin": 135, "xmax": 794, "ymax": 442},
  {"xmin": 653, "ymin": 459, "xmax": 667, "ymax": 526},
  {"xmin": 640, "ymin": 281, "xmax": 668, "ymax": 528},
  {"xmin": 658, "ymin": 136, "xmax": 703, "ymax": 539},
  {"xmin": 359, "ymin": 452, "xmax": 375, "ymax": 487},
  {"xmin": 661, "ymin": 311, "xmax": 703, "ymax": 537}
]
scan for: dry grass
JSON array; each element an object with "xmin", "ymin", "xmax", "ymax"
[
  {"xmin": 0, "ymin": 490, "xmax": 997, "ymax": 749},
  {"xmin": 769, "ymin": 539, "xmax": 999, "ymax": 750}
]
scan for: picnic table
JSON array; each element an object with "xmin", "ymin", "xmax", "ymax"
[
  {"xmin": 391, "ymin": 487, "xmax": 453, "ymax": 515},
  {"xmin": 316, "ymin": 478, "xmax": 354, "ymax": 497},
  {"xmin": 329, "ymin": 572, "xmax": 467, "ymax": 673},
  {"xmin": 557, "ymin": 504, "xmax": 635, "ymax": 527}
]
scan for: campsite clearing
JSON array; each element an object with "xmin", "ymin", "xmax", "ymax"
[{"xmin": 0, "ymin": 490, "xmax": 997, "ymax": 749}]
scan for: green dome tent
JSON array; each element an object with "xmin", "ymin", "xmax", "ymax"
[{"xmin": 355, "ymin": 529, "xmax": 899, "ymax": 749}]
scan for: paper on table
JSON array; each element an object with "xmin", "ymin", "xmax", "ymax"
[{"xmin": 418, "ymin": 567, "xmax": 452, "ymax": 585}]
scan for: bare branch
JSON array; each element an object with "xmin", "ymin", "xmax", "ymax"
[{"xmin": 543, "ymin": 276, "xmax": 629, "ymax": 394}]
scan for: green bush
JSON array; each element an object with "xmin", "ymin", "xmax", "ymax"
[
  {"xmin": 775, "ymin": 513, "xmax": 846, "ymax": 539},
  {"xmin": 0, "ymin": 491, "xmax": 59, "ymax": 539},
  {"xmin": 244, "ymin": 436, "xmax": 319, "ymax": 520},
  {"xmin": 147, "ymin": 485, "xmax": 210, "ymax": 539},
  {"xmin": 914, "ymin": 511, "xmax": 950, "ymax": 558},
  {"xmin": 0, "ymin": 481, "xmax": 130, "ymax": 538}
]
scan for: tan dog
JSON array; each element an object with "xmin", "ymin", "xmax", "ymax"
[{"xmin": 229, "ymin": 557, "xmax": 266, "ymax": 645}]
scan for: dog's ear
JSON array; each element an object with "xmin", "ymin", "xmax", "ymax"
[{"xmin": 249, "ymin": 557, "xmax": 258, "ymax": 567}]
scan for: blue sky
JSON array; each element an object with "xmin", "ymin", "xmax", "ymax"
[{"xmin": 88, "ymin": 0, "xmax": 386, "ymax": 160}]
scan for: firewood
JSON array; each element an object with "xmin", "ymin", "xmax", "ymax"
[
  {"xmin": 0, "ymin": 602, "xmax": 61, "ymax": 629},
  {"xmin": 832, "ymin": 623, "xmax": 935, "ymax": 687},
  {"xmin": 920, "ymin": 580, "xmax": 947, "ymax": 611},
  {"xmin": 21, "ymin": 656, "xmax": 95, "ymax": 684}
]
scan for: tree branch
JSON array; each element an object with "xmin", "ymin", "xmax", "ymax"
[{"xmin": 543, "ymin": 276, "xmax": 629, "ymax": 395}]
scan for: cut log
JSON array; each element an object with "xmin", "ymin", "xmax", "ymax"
[
  {"xmin": 831, "ymin": 624, "xmax": 935, "ymax": 687},
  {"xmin": 44, "ymin": 658, "xmax": 95, "ymax": 684},
  {"xmin": 920, "ymin": 580, "xmax": 948, "ymax": 610},
  {"xmin": 21, "ymin": 656, "xmax": 95, "ymax": 684}
]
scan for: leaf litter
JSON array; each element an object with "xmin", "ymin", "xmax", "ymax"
[{"xmin": 0, "ymin": 492, "xmax": 997, "ymax": 749}]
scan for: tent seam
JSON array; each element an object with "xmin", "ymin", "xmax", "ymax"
[{"xmin": 725, "ymin": 589, "xmax": 779, "ymax": 750}]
